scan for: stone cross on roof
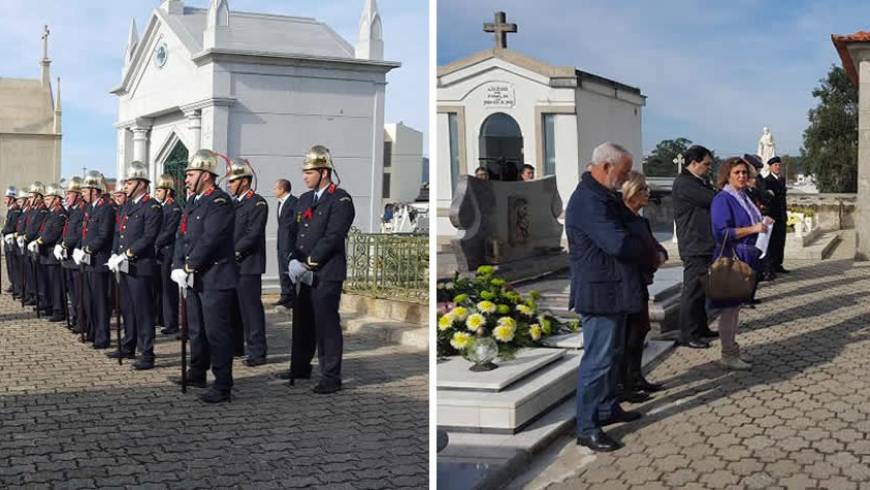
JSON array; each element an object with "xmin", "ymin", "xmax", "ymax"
[
  {"xmin": 41, "ymin": 25, "xmax": 50, "ymax": 61},
  {"xmin": 484, "ymin": 11, "xmax": 517, "ymax": 49}
]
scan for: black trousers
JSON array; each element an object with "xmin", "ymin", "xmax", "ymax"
[
  {"xmin": 679, "ymin": 255, "xmax": 711, "ymax": 342},
  {"xmin": 292, "ymin": 280, "xmax": 343, "ymax": 386},
  {"xmin": 4, "ymin": 249, "xmax": 13, "ymax": 291},
  {"xmin": 187, "ymin": 288, "xmax": 235, "ymax": 393},
  {"xmin": 86, "ymin": 270, "xmax": 111, "ymax": 346},
  {"xmin": 10, "ymin": 253, "xmax": 22, "ymax": 296},
  {"xmin": 623, "ymin": 308, "xmax": 651, "ymax": 389},
  {"xmin": 24, "ymin": 255, "xmax": 34, "ymax": 300},
  {"xmin": 71, "ymin": 269, "xmax": 88, "ymax": 333},
  {"xmin": 234, "ymin": 275, "xmax": 267, "ymax": 360},
  {"xmin": 120, "ymin": 274, "xmax": 156, "ymax": 361},
  {"xmin": 277, "ymin": 250, "xmax": 295, "ymax": 304},
  {"xmin": 153, "ymin": 264, "xmax": 163, "ymax": 327},
  {"xmin": 45, "ymin": 264, "xmax": 63, "ymax": 315},
  {"xmin": 159, "ymin": 259, "xmax": 179, "ymax": 331},
  {"xmin": 767, "ymin": 219, "xmax": 787, "ymax": 272}
]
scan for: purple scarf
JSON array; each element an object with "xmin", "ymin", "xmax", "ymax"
[{"xmin": 723, "ymin": 184, "xmax": 762, "ymax": 225}]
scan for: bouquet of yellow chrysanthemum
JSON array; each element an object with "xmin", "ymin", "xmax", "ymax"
[{"xmin": 436, "ymin": 266, "xmax": 578, "ymax": 358}]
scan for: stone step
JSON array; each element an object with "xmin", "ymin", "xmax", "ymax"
[{"xmin": 786, "ymin": 230, "xmax": 841, "ymax": 260}]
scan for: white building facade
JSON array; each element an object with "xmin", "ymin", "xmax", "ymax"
[
  {"xmin": 436, "ymin": 48, "xmax": 645, "ymax": 235},
  {"xmin": 112, "ymin": 0, "xmax": 398, "ymax": 287},
  {"xmin": 383, "ymin": 122, "xmax": 423, "ymax": 207}
]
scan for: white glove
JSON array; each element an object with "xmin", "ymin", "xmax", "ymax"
[
  {"xmin": 287, "ymin": 259, "xmax": 308, "ymax": 284},
  {"xmin": 3, "ymin": 234, "xmax": 13, "ymax": 245},
  {"xmin": 53, "ymin": 244, "xmax": 64, "ymax": 261},
  {"xmin": 27, "ymin": 241, "xmax": 39, "ymax": 253},
  {"xmin": 16, "ymin": 236, "xmax": 26, "ymax": 249},
  {"xmin": 106, "ymin": 254, "xmax": 119, "ymax": 273},
  {"xmin": 115, "ymin": 254, "xmax": 129, "ymax": 273},
  {"xmin": 72, "ymin": 248, "xmax": 84, "ymax": 265},
  {"xmin": 171, "ymin": 268, "xmax": 189, "ymax": 289}
]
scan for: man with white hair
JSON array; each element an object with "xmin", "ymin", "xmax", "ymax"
[{"xmin": 567, "ymin": 142, "xmax": 658, "ymax": 452}]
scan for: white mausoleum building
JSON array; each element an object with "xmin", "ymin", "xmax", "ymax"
[
  {"xmin": 383, "ymin": 122, "xmax": 423, "ymax": 207},
  {"xmin": 112, "ymin": 0, "xmax": 398, "ymax": 286},
  {"xmin": 436, "ymin": 12, "xmax": 645, "ymax": 235}
]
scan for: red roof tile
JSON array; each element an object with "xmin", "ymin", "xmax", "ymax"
[{"xmin": 832, "ymin": 32, "xmax": 870, "ymax": 85}]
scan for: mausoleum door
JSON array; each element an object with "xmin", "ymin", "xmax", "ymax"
[
  {"xmin": 163, "ymin": 142, "xmax": 189, "ymax": 205},
  {"xmin": 479, "ymin": 112, "xmax": 524, "ymax": 181}
]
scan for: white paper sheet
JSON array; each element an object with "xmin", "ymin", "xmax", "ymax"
[{"xmin": 756, "ymin": 217, "xmax": 775, "ymax": 259}]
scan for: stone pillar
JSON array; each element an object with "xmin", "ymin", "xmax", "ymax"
[
  {"xmin": 131, "ymin": 126, "xmax": 150, "ymax": 165},
  {"xmin": 857, "ymin": 55, "xmax": 870, "ymax": 259},
  {"xmin": 186, "ymin": 110, "xmax": 202, "ymax": 155}
]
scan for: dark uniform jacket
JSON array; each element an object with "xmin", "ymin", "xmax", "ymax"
[
  {"xmin": 82, "ymin": 197, "xmax": 116, "ymax": 272},
  {"xmin": 172, "ymin": 186, "xmax": 238, "ymax": 291},
  {"xmin": 155, "ymin": 197, "xmax": 182, "ymax": 264},
  {"xmin": 233, "ymin": 190, "xmax": 268, "ymax": 275},
  {"xmin": 672, "ymin": 169, "xmax": 717, "ymax": 258},
  {"xmin": 37, "ymin": 203, "xmax": 68, "ymax": 265},
  {"xmin": 3, "ymin": 205, "xmax": 22, "ymax": 253},
  {"xmin": 62, "ymin": 202, "xmax": 85, "ymax": 270},
  {"xmin": 287, "ymin": 184, "xmax": 355, "ymax": 282},
  {"xmin": 277, "ymin": 194, "xmax": 298, "ymax": 257},
  {"xmin": 15, "ymin": 207, "xmax": 28, "ymax": 254},
  {"xmin": 763, "ymin": 173, "xmax": 788, "ymax": 221},
  {"xmin": 114, "ymin": 194, "xmax": 163, "ymax": 276},
  {"xmin": 25, "ymin": 203, "xmax": 49, "ymax": 244}
]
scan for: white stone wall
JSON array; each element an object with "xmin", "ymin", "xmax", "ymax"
[
  {"xmin": 383, "ymin": 122, "xmax": 423, "ymax": 206},
  {"xmin": 0, "ymin": 133, "xmax": 61, "ymax": 214},
  {"xmin": 575, "ymin": 85, "xmax": 644, "ymax": 173}
]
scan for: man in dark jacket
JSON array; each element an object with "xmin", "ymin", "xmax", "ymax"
[
  {"xmin": 274, "ymin": 179, "xmax": 297, "ymax": 308},
  {"xmin": 60, "ymin": 177, "xmax": 86, "ymax": 332},
  {"xmin": 3, "ymin": 187, "xmax": 22, "ymax": 297},
  {"xmin": 228, "ymin": 159, "xmax": 269, "ymax": 367},
  {"xmin": 672, "ymin": 145, "xmax": 717, "ymax": 348},
  {"xmin": 764, "ymin": 157, "xmax": 789, "ymax": 276},
  {"xmin": 34, "ymin": 184, "xmax": 68, "ymax": 322},
  {"xmin": 154, "ymin": 174, "xmax": 182, "ymax": 335},
  {"xmin": 567, "ymin": 142, "xmax": 656, "ymax": 452}
]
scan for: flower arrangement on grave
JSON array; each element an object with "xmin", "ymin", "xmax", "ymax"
[{"xmin": 436, "ymin": 265, "xmax": 579, "ymax": 361}]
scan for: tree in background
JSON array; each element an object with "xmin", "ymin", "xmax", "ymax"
[
  {"xmin": 643, "ymin": 137, "xmax": 693, "ymax": 177},
  {"xmin": 801, "ymin": 65, "xmax": 858, "ymax": 193},
  {"xmin": 778, "ymin": 154, "xmax": 802, "ymax": 184}
]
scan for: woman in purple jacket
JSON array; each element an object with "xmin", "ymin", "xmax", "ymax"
[{"xmin": 710, "ymin": 157, "xmax": 769, "ymax": 371}]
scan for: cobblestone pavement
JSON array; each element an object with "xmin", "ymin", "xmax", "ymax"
[
  {"xmin": 0, "ymin": 277, "xmax": 428, "ymax": 488},
  {"xmin": 529, "ymin": 259, "xmax": 870, "ymax": 489}
]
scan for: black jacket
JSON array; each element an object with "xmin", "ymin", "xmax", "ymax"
[
  {"xmin": 82, "ymin": 197, "xmax": 116, "ymax": 272},
  {"xmin": 672, "ymin": 169, "xmax": 717, "ymax": 258},
  {"xmin": 37, "ymin": 204, "xmax": 67, "ymax": 265},
  {"xmin": 61, "ymin": 202, "xmax": 85, "ymax": 269},
  {"xmin": 276, "ymin": 194, "xmax": 298, "ymax": 256},
  {"xmin": 763, "ymin": 173, "xmax": 788, "ymax": 220},
  {"xmin": 2, "ymin": 206, "xmax": 21, "ymax": 235},
  {"xmin": 155, "ymin": 197, "xmax": 182, "ymax": 263},
  {"xmin": 114, "ymin": 194, "xmax": 163, "ymax": 276},
  {"xmin": 287, "ymin": 185, "xmax": 355, "ymax": 283},
  {"xmin": 172, "ymin": 187, "xmax": 238, "ymax": 291},
  {"xmin": 234, "ymin": 190, "xmax": 268, "ymax": 275}
]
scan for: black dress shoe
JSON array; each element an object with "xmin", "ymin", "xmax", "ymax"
[
  {"xmin": 601, "ymin": 410, "xmax": 643, "ymax": 427},
  {"xmin": 697, "ymin": 329, "xmax": 719, "ymax": 339},
  {"xmin": 199, "ymin": 389, "xmax": 231, "ymax": 403},
  {"xmin": 312, "ymin": 382, "xmax": 341, "ymax": 394},
  {"xmin": 776, "ymin": 267, "xmax": 791, "ymax": 274},
  {"xmin": 681, "ymin": 338, "xmax": 710, "ymax": 349},
  {"xmin": 577, "ymin": 431, "xmax": 622, "ymax": 452},
  {"xmin": 749, "ymin": 298, "xmax": 762, "ymax": 305},
  {"xmin": 169, "ymin": 374, "xmax": 208, "ymax": 389},
  {"xmin": 278, "ymin": 370, "xmax": 311, "ymax": 380},
  {"xmin": 131, "ymin": 359, "xmax": 154, "ymax": 371},
  {"xmin": 23, "ymin": 298, "xmax": 35, "ymax": 306},
  {"xmin": 243, "ymin": 358, "xmax": 267, "ymax": 367},
  {"xmin": 161, "ymin": 327, "xmax": 179, "ymax": 335},
  {"xmin": 107, "ymin": 350, "xmax": 135, "ymax": 359},
  {"xmin": 618, "ymin": 390, "xmax": 652, "ymax": 403},
  {"xmin": 93, "ymin": 343, "xmax": 111, "ymax": 350},
  {"xmin": 273, "ymin": 300, "xmax": 291, "ymax": 308},
  {"xmin": 634, "ymin": 378, "xmax": 665, "ymax": 392},
  {"xmin": 49, "ymin": 314, "xmax": 65, "ymax": 322}
]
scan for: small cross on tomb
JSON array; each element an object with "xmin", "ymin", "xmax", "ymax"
[{"xmin": 483, "ymin": 11, "xmax": 517, "ymax": 49}]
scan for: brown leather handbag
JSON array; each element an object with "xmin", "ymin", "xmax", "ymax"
[{"xmin": 702, "ymin": 230, "xmax": 756, "ymax": 303}]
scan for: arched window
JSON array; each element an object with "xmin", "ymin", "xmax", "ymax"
[{"xmin": 479, "ymin": 112, "xmax": 523, "ymax": 180}]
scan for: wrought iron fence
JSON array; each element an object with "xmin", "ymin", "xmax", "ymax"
[{"xmin": 345, "ymin": 228, "xmax": 428, "ymax": 302}]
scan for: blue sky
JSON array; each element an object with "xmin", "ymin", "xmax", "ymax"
[
  {"xmin": 438, "ymin": 0, "xmax": 870, "ymax": 158},
  {"xmin": 0, "ymin": 0, "xmax": 428, "ymax": 178}
]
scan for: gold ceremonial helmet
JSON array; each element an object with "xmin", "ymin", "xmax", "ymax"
[
  {"xmin": 65, "ymin": 176, "xmax": 83, "ymax": 193},
  {"xmin": 126, "ymin": 161, "xmax": 150, "ymax": 182},
  {"xmin": 113, "ymin": 180, "xmax": 127, "ymax": 195},
  {"xmin": 5, "ymin": 186, "xmax": 17, "ymax": 198},
  {"xmin": 188, "ymin": 149, "xmax": 220, "ymax": 176},
  {"xmin": 28, "ymin": 181, "xmax": 46, "ymax": 196},
  {"xmin": 44, "ymin": 183, "xmax": 62, "ymax": 198},
  {"xmin": 302, "ymin": 145, "xmax": 333, "ymax": 171},
  {"xmin": 156, "ymin": 173, "xmax": 176, "ymax": 190},
  {"xmin": 227, "ymin": 158, "xmax": 254, "ymax": 182},
  {"xmin": 81, "ymin": 170, "xmax": 107, "ymax": 193}
]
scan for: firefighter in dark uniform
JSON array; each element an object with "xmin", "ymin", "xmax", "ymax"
[
  {"xmin": 74, "ymin": 171, "xmax": 115, "ymax": 349},
  {"xmin": 106, "ymin": 162, "xmax": 163, "ymax": 369},
  {"xmin": 60, "ymin": 177, "xmax": 86, "ymax": 331},
  {"xmin": 155, "ymin": 174, "xmax": 182, "ymax": 336},
  {"xmin": 34, "ymin": 184, "xmax": 68, "ymax": 322},
  {"xmin": 3, "ymin": 186, "xmax": 22, "ymax": 297},
  {"xmin": 227, "ymin": 159, "xmax": 269, "ymax": 367},
  {"xmin": 171, "ymin": 149, "xmax": 238, "ymax": 403},
  {"xmin": 24, "ymin": 183, "xmax": 50, "ymax": 313},
  {"xmin": 284, "ymin": 145, "xmax": 355, "ymax": 394},
  {"xmin": 14, "ymin": 194, "xmax": 31, "ymax": 302}
]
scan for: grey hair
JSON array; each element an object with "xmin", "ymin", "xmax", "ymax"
[{"xmin": 590, "ymin": 142, "xmax": 632, "ymax": 166}]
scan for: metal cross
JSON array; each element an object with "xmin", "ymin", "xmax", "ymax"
[{"xmin": 483, "ymin": 12, "xmax": 517, "ymax": 49}]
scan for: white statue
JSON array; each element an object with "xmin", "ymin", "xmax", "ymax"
[{"xmin": 757, "ymin": 127, "xmax": 776, "ymax": 176}]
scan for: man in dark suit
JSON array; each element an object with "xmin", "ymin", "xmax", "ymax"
[
  {"xmin": 154, "ymin": 174, "xmax": 182, "ymax": 335},
  {"xmin": 273, "ymin": 179, "xmax": 297, "ymax": 308},
  {"xmin": 764, "ymin": 156, "xmax": 789, "ymax": 275},
  {"xmin": 24, "ymin": 183, "xmax": 50, "ymax": 313},
  {"xmin": 228, "ymin": 159, "xmax": 269, "ymax": 367},
  {"xmin": 34, "ymin": 183, "xmax": 68, "ymax": 322},
  {"xmin": 171, "ymin": 149, "xmax": 238, "ymax": 403},
  {"xmin": 74, "ymin": 171, "xmax": 115, "ymax": 349},
  {"xmin": 673, "ymin": 145, "xmax": 718, "ymax": 349},
  {"xmin": 3, "ymin": 187, "xmax": 22, "ymax": 297},
  {"xmin": 60, "ymin": 177, "xmax": 86, "ymax": 331},
  {"xmin": 282, "ymin": 145, "xmax": 355, "ymax": 394}
]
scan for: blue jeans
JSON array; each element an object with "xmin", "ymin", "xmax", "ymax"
[{"xmin": 576, "ymin": 313, "xmax": 627, "ymax": 436}]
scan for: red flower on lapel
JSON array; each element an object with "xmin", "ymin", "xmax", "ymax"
[
  {"xmin": 303, "ymin": 207, "xmax": 314, "ymax": 220},
  {"xmin": 327, "ymin": 184, "xmax": 336, "ymax": 194}
]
